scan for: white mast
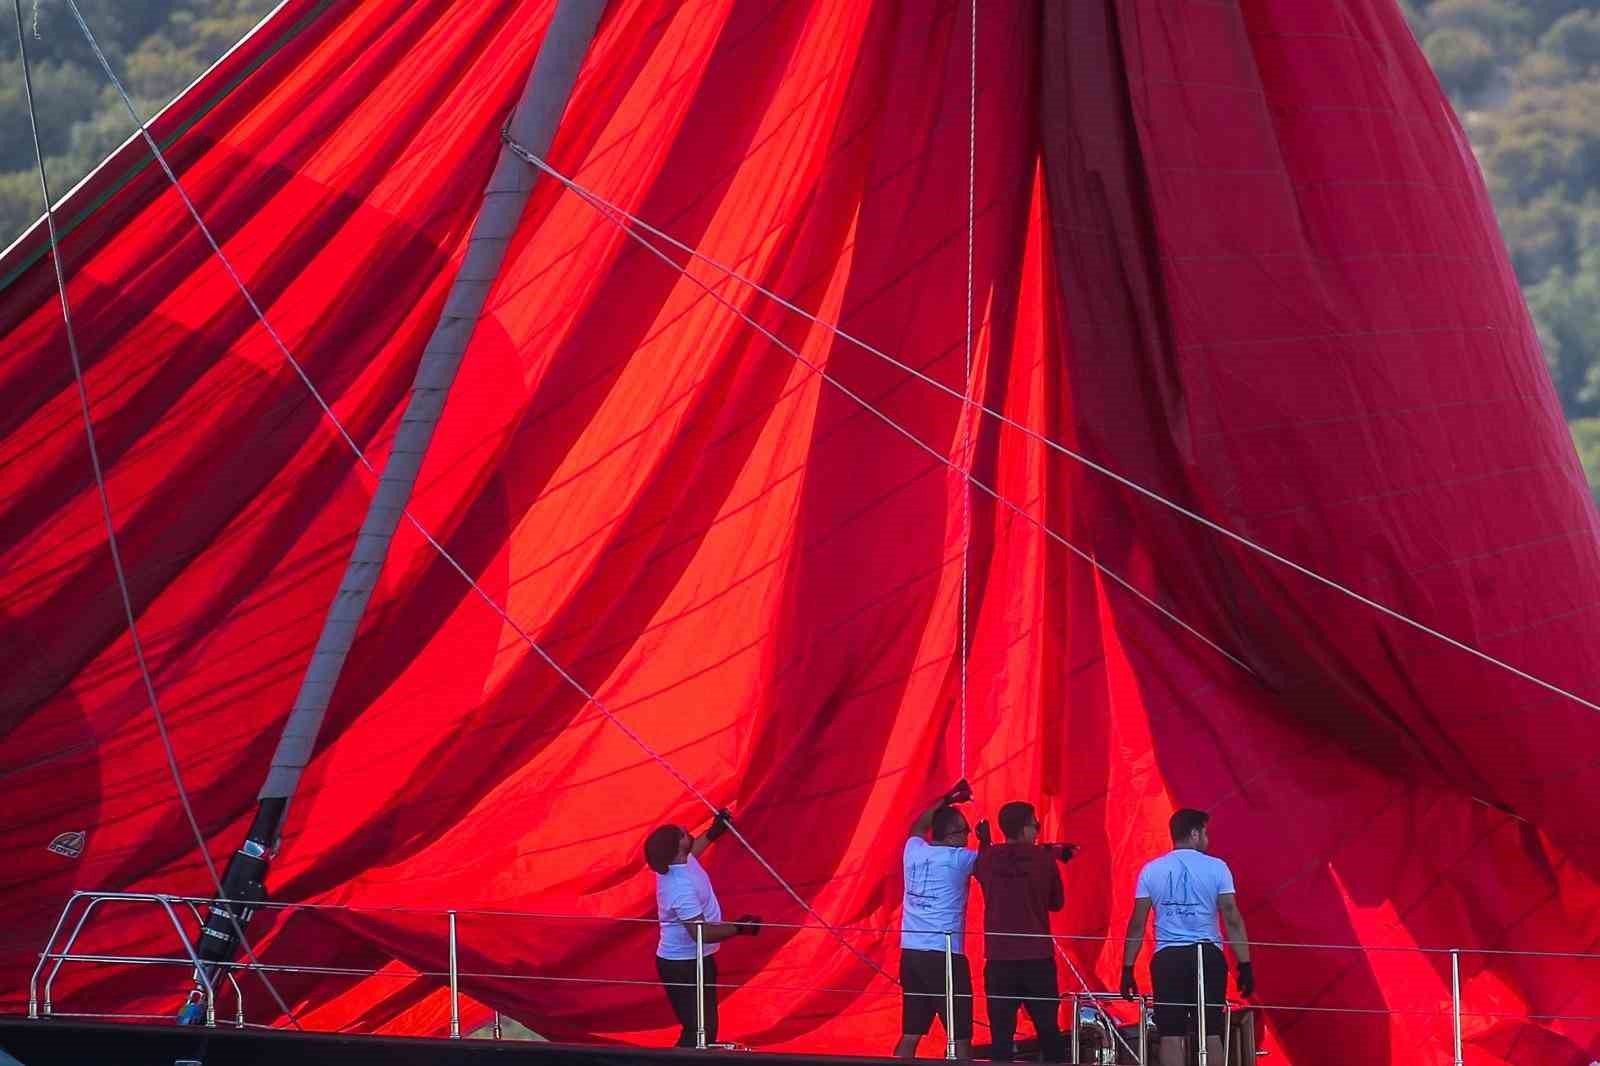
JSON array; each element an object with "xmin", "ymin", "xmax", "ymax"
[{"xmin": 260, "ymin": 0, "xmax": 608, "ymax": 805}]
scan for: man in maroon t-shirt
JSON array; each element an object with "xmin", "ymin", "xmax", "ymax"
[{"xmin": 974, "ymin": 801, "xmax": 1076, "ymax": 1061}]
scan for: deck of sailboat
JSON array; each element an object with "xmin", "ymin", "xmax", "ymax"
[{"xmin": 0, "ymin": 1017, "xmax": 902, "ymax": 1066}]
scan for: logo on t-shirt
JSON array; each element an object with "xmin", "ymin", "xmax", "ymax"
[{"xmin": 1155, "ymin": 860, "xmax": 1209, "ymax": 919}]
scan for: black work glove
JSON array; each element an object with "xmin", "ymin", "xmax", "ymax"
[
  {"xmin": 975, "ymin": 820, "xmax": 992, "ymax": 848},
  {"xmin": 1120, "ymin": 966, "xmax": 1139, "ymax": 999},
  {"xmin": 704, "ymin": 809, "xmax": 733, "ymax": 842},
  {"xmin": 733, "ymin": 914, "xmax": 762, "ymax": 936},
  {"xmin": 1049, "ymin": 843, "xmax": 1079, "ymax": 864},
  {"xmin": 942, "ymin": 778, "xmax": 972, "ymax": 806},
  {"xmin": 1236, "ymin": 961, "xmax": 1254, "ymax": 998}
]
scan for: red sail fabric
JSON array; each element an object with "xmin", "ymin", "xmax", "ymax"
[{"xmin": 2, "ymin": 2, "xmax": 1599, "ymax": 1063}]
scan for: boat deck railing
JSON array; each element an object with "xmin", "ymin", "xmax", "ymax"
[{"xmin": 27, "ymin": 890, "xmax": 1600, "ymax": 1066}]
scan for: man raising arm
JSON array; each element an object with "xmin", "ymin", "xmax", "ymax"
[
  {"xmin": 644, "ymin": 810, "xmax": 761, "ymax": 1048},
  {"xmin": 895, "ymin": 779, "xmax": 977, "ymax": 1059}
]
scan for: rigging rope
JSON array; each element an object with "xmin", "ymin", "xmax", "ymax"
[
  {"xmin": 21, "ymin": 0, "xmax": 301, "ymax": 1029},
  {"xmin": 57, "ymin": 0, "xmax": 889, "ymax": 988},
  {"xmin": 967, "ymin": 22, "xmax": 1137, "ymax": 1053},
  {"xmin": 500, "ymin": 141, "xmax": 1600, "ymax": 726},
  {"xmin": 958, "ymin": 0, "xmax": 977, "ymax": 783}
]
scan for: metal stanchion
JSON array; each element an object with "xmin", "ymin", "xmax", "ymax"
[
  {"xmin": 1195, "ymin": 944, "xmax": 1208, "ymax": 1066},
  {"xmin": 448, "ymin": 910, "xmax": 460, "ymax": 1039},
  {"xmin": 1137, "ymin": 996, "xmax": 1148, "ymax": 1066},
  {"xmin": 1069, "ymin": 993, "xmax": 1081, "ymax": 1064},
  {"xmin": 493, "ymin": 1010, "xmax": 503, "ymax": 1041},
  {"xmin": 944, "ymin": 932, "xmax": 958, "ymax": 1061},
  {"xmin": 1451, "ymin": 950, "xmax": 1464, "ymax": 1066},
  {"xmin": 695, "ymin": 923, "xmax": 708, "ymax": 1050}
]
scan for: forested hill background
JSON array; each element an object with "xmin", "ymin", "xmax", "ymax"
[{"xmin": 3, "ymin": 0, "xmax": 1600, "ymax": 495}]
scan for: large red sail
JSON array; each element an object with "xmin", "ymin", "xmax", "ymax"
[{"xmin": 3, "ymin": 2, "xmax": 1598, "ymax": 1063}]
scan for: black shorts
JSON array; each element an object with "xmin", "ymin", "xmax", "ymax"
[
  {"xmin": 900, "ymin": 948, "xmax": 973, "ymax": 1039},
  {"xmin": 1150, "ymin": 943, "xmax": 1226, "ymax": 1038}
]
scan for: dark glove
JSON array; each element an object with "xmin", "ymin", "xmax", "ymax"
[
  {"xmin": 704, "ymin": 809, "xmax": 733, "ymax": 842},
  {"xmin": 1236, "ymin": 961, "xmax": 1254, "ymax": 998},
  {"xmin": 1050, "ymin": 843, "xmax": 1079, "ymax": 864},
  {"xmin": 1120, "ymin": 966, "xmax": 1139, "ymax": 999},
  {"xmin": 943, "ymin": 778, "xmax": 972, "ymax": 806},
  {"xmin": 975, "ymin": 820, "xmax": 992, "ymax": 848},
  {"xmin": 733, "ymin": 914, "xmax": 762, "ymax": 936}
]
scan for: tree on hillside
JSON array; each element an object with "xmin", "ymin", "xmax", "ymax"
[
  {"xmin": 1541, "ymin": 10, "xmax": 1600, "ymax": 73},
  {"xmin": 0, "ymin": 0, "xmax": 272, "ymax": 246},
  {"xmin": 1425, "ymin": 26, "xmax": 1501, "ymax": 97}
]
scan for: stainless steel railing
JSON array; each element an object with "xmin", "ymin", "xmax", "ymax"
[
  {"xmin": 29, "ymin": 891, "xmax": 243, "ymax": 1029},
  {"xmin": 27, "ymin": 888, "xmax": 1596, "ymax": 1064}
]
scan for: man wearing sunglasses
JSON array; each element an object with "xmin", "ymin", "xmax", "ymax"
[{"xmin": 895, "ymin": 778, "xmax": 979, "ymax": 1058}]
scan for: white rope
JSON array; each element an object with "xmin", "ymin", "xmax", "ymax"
[
  {"xmin": 968, "ymin": 26, "xmax": 1133, "ymax": 1059},
  {"xmin": 504, "ymin": 138, "xmax": 1255, "ymax": 677},
  {"xmin": 1052, "ymin": 939, "xmax": 1142, "ymax": 1062},
  {"xmin": 22, "ymin": 0, "xmax": 301, "ymax": 1029},
  {"xmin": 501, "ymin": 144, "xmax": 1600, "ymax": 727},
  {"xmin": 57, "ymin": 0, "xmax": 889, "ymax": 988},
  {"xmin": 958, "ymin": 0, "xmax": 976, "ymax": 783}
]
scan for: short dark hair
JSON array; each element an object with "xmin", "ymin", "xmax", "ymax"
[
  {"xmin": 1169, "ymin": 808, "xmax": 1209, "ymax": 843},
  {"xmin": 931, "ymin": 805, "xmax": 968, "ymax": 840},
  {"xmin": 998, "ymin": 801, "xmax": 1036, "ymax": 841},
  {"xmin": 644, "ymin": 824, "xmax": 683, "ymax": 874}
]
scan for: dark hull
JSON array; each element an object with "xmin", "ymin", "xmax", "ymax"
[{"xmin": 0, "ymin": 1018, "xmax": 897, "ymax": 1066}]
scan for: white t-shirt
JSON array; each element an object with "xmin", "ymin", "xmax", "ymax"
[
  {"xmin": 656, "ymin": 854, "xmax": 724, "ymax": 960},
  {"xmin": 1134, "ymin": 849, "xmax": 1236, "ymax": 953},
  {"xmin": 901, "ymin": 836, "xmax": 979, "ymax": 953}
]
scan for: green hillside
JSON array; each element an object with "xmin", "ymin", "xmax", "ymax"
[
  {"xmin": 0, "ymin": 1, "xmax": 274, "ymax": 238},
  {"xmin": 1407, "ymin": 0, "xmax": 1600, "ymax": 498}
]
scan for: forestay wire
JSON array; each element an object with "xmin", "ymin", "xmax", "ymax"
[{"xmin": 20, "ymin": 0, "xmax": 301, "ymax": 1029}]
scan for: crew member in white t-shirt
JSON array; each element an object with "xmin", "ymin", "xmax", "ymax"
[
  {"xmin": 894, "ymin": 778, "xmax": 979, "ymax": 1059},
  {"xmin": 643, "ymin": 810, "xmax": 761, "ymax": 1047},
  {"xmin": 1119, "ymin": 809, "xmax": 1254, "ymax": 1066}
]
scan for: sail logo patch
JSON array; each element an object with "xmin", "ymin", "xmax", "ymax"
[{"xmin": 47, "ymin": 831, "xmax": 86, "ymax": 859}]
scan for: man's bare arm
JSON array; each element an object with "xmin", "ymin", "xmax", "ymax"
[
  {"xmin": 1218, "ymin": 893, "xmax": 1250, "ymax": 962},
  {"xmin": 678, "ymin": 913, "xmax": 745, "ymax": 944},
  {"xmin": 1121, "ymin": 898, "xmax": 1152, "ymax": 969},
  {"xmin": 909, "ymin": 798, "xmax": 942, "ymax": 837},
  {"xmin": 678, "ymin": 909, "xmax": 758, "ymax": 941},
  {"xmin": 691, "ymin": 810, "xmax": 733, "ymax": 857},
  {"xmin": 910, "ymin": 779, "xmax": 971, "ymax": 835}
]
